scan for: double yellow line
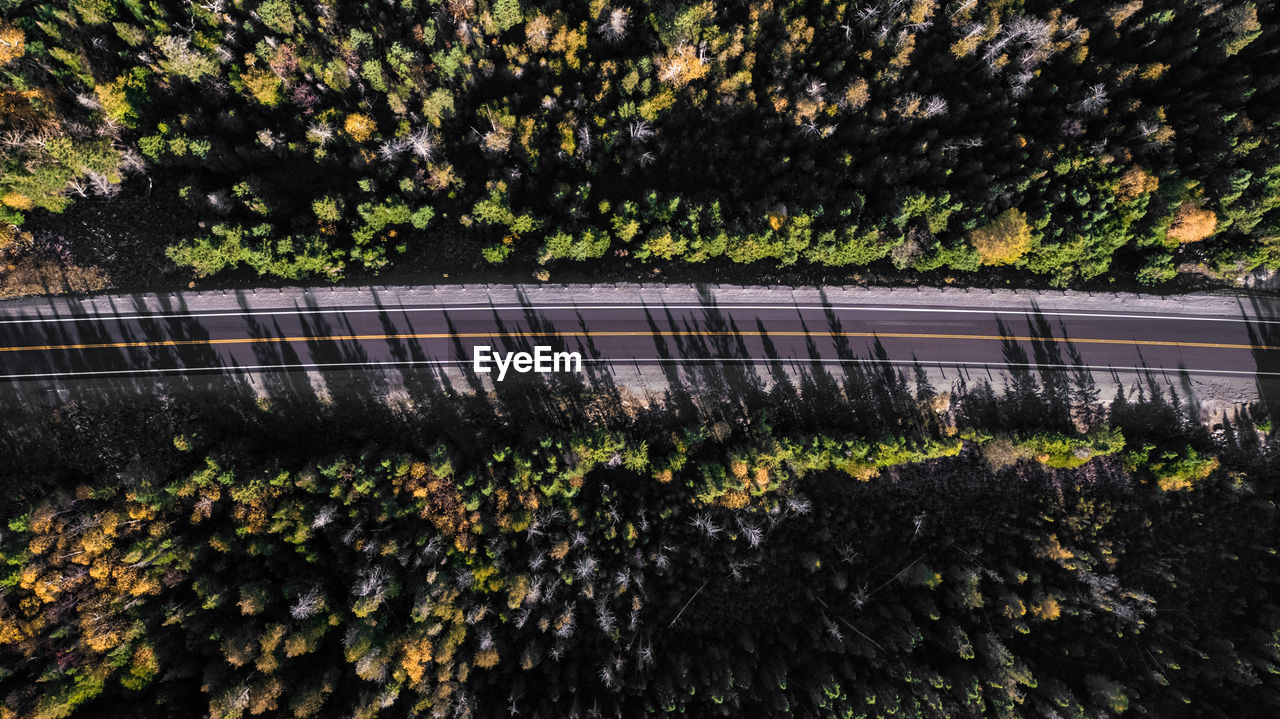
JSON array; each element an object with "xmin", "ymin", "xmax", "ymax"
[{"xmin": 0, "ymin": 329, "xmax": 1276, "ymax": 353}]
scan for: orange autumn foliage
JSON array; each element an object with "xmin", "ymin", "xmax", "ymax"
[{"xmin": 1167, "ymin": 202, "xmax": 1217, "ymax": 243}]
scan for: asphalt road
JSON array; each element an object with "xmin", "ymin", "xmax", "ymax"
[{"xmin": 2, "ymin": 289, "xmax": 1279, "ymax": 383}]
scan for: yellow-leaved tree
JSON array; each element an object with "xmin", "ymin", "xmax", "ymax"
[
  {"xmin": 343, "ymin": 113, "xmax": 376, "ymax": 142},
  {"xmin": 969, "ymin": 208, "xmax": 1032, "ymax": 266},
  {"xmin": 0, "ymin": 20, "xmax": 24, "ymax": 65}
]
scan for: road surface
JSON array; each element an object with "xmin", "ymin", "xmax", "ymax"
[{"xmin": 1, "ymin": 285, "xmax": 1278, "ymax": 383}]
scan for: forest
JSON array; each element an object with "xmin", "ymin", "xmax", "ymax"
[
  {"xmin": 1, "ymin": 349, "xmax": 1277, "ymax": 718},
  {"xmin": 0, "ymin": 0, "xmax": 1278, "ymax": 293}
]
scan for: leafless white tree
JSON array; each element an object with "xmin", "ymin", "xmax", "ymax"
[
  {"xmin": 306, "ymin": 122, "xmax": 333, "ymax": 146},
  {"xmin": 416, "ymin": 537, "xmax": 440, "ymax": 562},
  {"xmin": 66, "ymin": 178, "xmax": 90, "ymax": 198},
  {"xmin": 690, "ymin": 513, "xmax": 721, "ymax": 538},
  {"xmin": 785, "ymin": 495, "xmax": 813, "ymax": 515},
  {"xmin": 628, "ymin": 120, "xmax": 653, "ymax": 142},
  {"xmin": 514, "ymin": 607, "xmax": 532, "ymax": 629},
  {"xmin": 599, "ymin": 7, "xmax": 630, "ymax": 42},
  {"xmin": 87, "ymin": 170, "xmax": 121, "ymax": 197},
  {"xmin": 852, "ymin": 582, "xmax": 869, "ymax": 609},
  {"xmin": 290, "ymin": 587, "xmax": 325, "ymax": 619},
  {"xmin": 354, "ymin": 567, "xmax": 387, "ymax": 599},
  {"xmin": 573, "ymin": 554, "xmax": 599, "ymax": 581},
  {"xmin": 825, "ymin": 616, "xmax": 844, "ymax": 642},
  {"xmin": 554, "ymin": 608, "xmax": 576, "ymax": 638},
  {"xmin": 527, "ymin": 575, "xmax": 547, "ymax": 604},
  {"xmin": 118, "ymin": 147, "xmax": 145, "ymax": 173},
  {"xmin": 654, "ymin": 549, "xmax": 671, "ymax": 571},
  {"xmin": 596, "ymin": 602, "xmax": 616, "ymax": 633},
  {"xmin": 614, "ymin": 568, "xmax": 631, "ymax": 589},
  {"xmin": 1074, "ymin": 83, "xmax": 1109, "ymax": 114},
  {"xmin": 341, "ymin": 523, "xmax": 363, "ymax": 546},
  {"xmin": 454, "ymin": 569, "xmax": 474, "ymax": 590}
]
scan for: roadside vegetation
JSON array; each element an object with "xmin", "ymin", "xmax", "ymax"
[
  {"xmin": 0, "ymin": 0, "xmax": 1277, "ymax": 293},
  {"xmin": 1, "ymin": 352, "xmax": 1277, "ymax": 717}
]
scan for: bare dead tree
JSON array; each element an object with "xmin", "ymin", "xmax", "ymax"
[
  {"xmin": 290, "ymin": 587, "xmax": 325, "ymax": 619},
  {"xmin": 377, "ymin": 137, "xmax": 407, "ymax": 162},
  {"xmin": 1073, "ymin": 83, "xmax": 1109, "ymax": 114},
  {"xmin": 87, "ymin": 170, "xmax": 121, "ymax": 197},
  {"xmin": 690, "ymin": 512, "xmax": 721, "ymax": 538},
  {"xmin": 628, "ymin": 120, "xmax": 653, "ymax": 142},
  {"xmin": 306, "ymin": 122, "xmax": 333, "ymax": 146},
  {"xmin": 572, "ymin": 554, "xmax": 599, "ymax": 581},
  {"xmin": 598, "ymin": 7, "xmax": 630, "ymax": 43},
  {"xmin": 405, "ymin": 127, "xmax": 434, "ymax": 160},
  {"xmin": 66, "ymin": 178, "xmax": 89, "ymax": 198}
]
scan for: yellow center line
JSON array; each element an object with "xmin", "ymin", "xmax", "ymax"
[{"xmin": 0, "ymin": 329, "xmax": 1276, "ymax": 353}]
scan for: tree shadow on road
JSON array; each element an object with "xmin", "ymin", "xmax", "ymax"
[
  {"xmin": 1242, "ymin": 294, "xmax": 1280, "ymax": 423},
  {"xmin": 1, "ymin": 287, "xmax": 1273, "ymax": 510}
]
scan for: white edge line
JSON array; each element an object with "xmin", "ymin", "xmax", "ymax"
[
  {"xmin": 3, "ymin": 357, "xmax": 1277, "ymax": 381},
  {"xmin": 0, "ymin": 303, "xmax": 1278, "ymax": 326}
]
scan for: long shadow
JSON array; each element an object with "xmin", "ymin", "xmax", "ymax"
[
  {"xmin": 0, "ymin": 291, "xmax": 272, "ymax": 405},
  {"xmin": 1242, "ymin": 294, "xmax": 1280, "ymax": 421},
  {"xmin": 296, "ymin": 292, "xmax": 405, "ymax": 411},
  {"xmin": 1056, "ymin": 320, "xmax": 1104, "ymax": 429},
  {"xmin": 1023, "ymin": 302, "xmax": 1073, "ymax": 431},
  {"xmin": 812, "ymin": 290, "xmax": 956, "ymax": 439},
  {"xmin": 640, "ymin": 302, "xmax": 700, "ymax": 421},
  {"xmin": 517, "ymin": 287, "xmax": 627, "ymax": 422},
  {"xmin": 753, "ymin": 317, "xmax": 803, "ymax": 424},
  {"xmin": 816, "ymin": 292, "xmax": 883, "ymax": 434},
  {"xmin": 445, "ymin": 312, "xmax": 487, "ymax": 396},
  {"xmin": 693, "ymin": 285, "xmax": 769, "ymax": 405},
  {"xmin": 234, "ymin": 290, "xmax": 322, "ymax": 407},
  {"xmin": 474, "ymin": 292, "xmax": 588, "ymax": 428},
  {"xmin": 7, "ymin": 286, "xmax": 1273, "ymax": 501},
  {"xmin": 795, "ymin": 313, "xmax": 846, "ymax": 422},
  {"xmin": 0, "ymin": 296, "xmax": 135, "ymax": 388},
  {"xmin": 991, "ymin": 307, "xmax": 1208, "ymax": 441},
  {"xmin": 990, "ymin": 316, "xmax": 1047, "ymax": 432},
  {"xmin": 368, "ymin": 290, "xmax": 468, "ymax": 413}
]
